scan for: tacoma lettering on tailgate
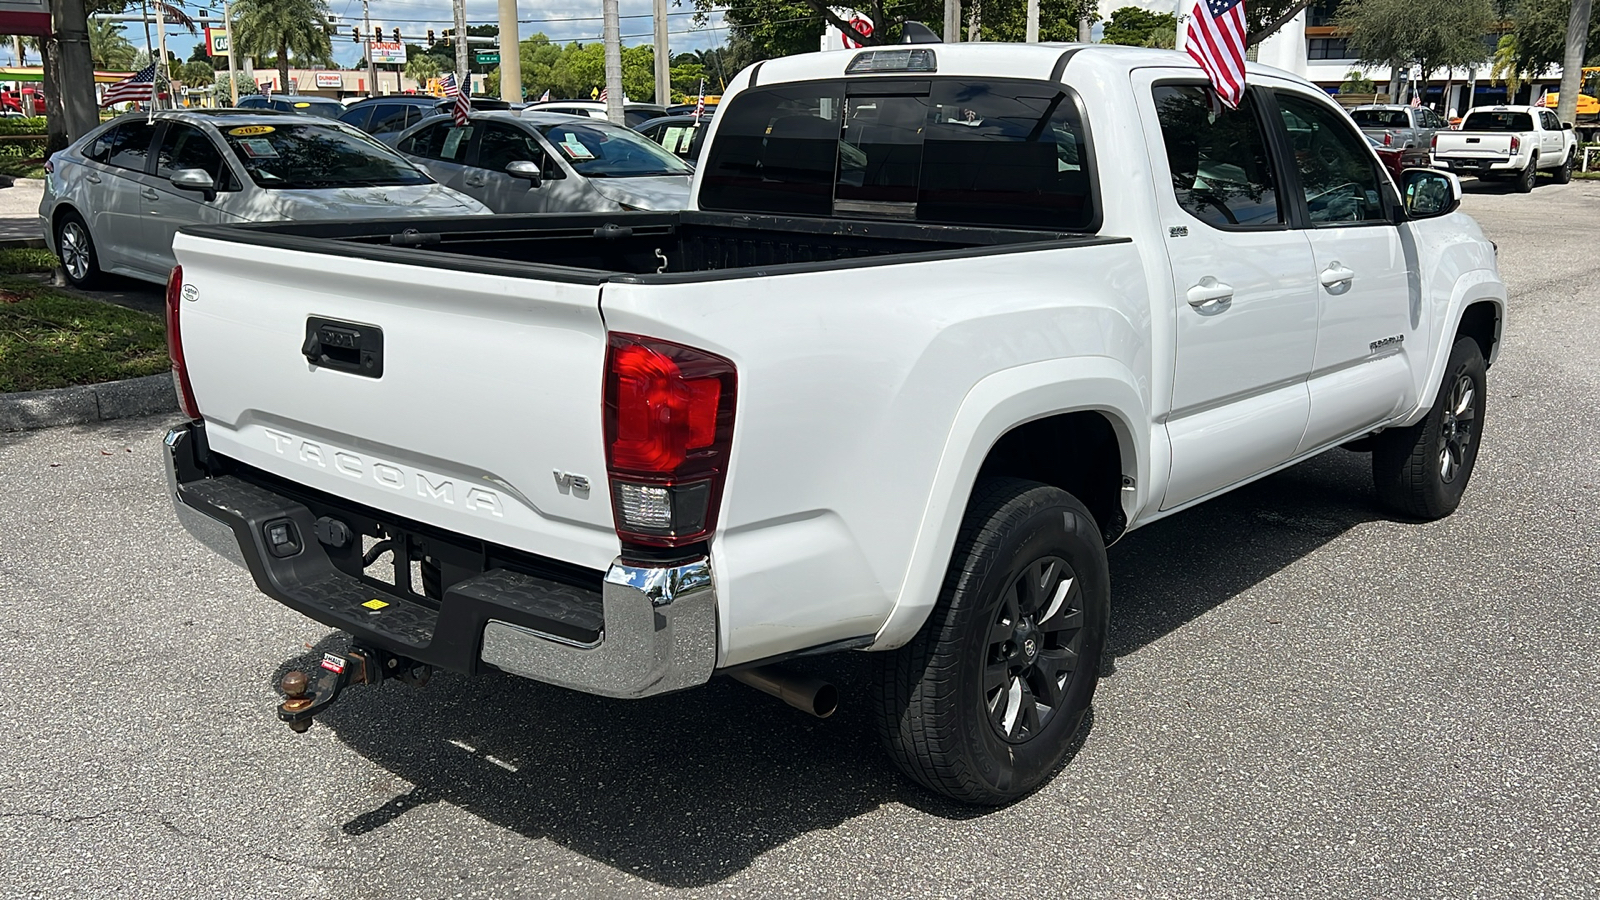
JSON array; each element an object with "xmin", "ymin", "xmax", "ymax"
[{"xmin": 263, "ymin": 428, "xmax": 503, "ymax": 517}]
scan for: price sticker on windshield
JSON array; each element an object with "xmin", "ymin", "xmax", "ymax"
[
  {"xmin": 559, "ymin": 133, "xmax": 595, "ymax": 160},
  {"xmin": 229, "ymin": 125, "xmax": 275, "ymax": 137},
  {"xmin": 239, "ymin": 138, "xmax": 278, "ymax": 158}
]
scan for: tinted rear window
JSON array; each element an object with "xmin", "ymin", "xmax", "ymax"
[
  {"xmin": 1351, "ymin": 109, "xmax": 1409, "ymax": 128},
  {"xmin": 1462, "ymin": 111, "xmax": 1533, "ymax": 132},
  {"xmin": 699, "ymin": 78, "xmax": 1095, "ymax": 230}
]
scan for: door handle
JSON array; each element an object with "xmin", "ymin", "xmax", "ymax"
[
  {"xmin": 1319, "ymin": 262, "xmax": 1355, "ymax": 290},
  {"xmin": 140, "ymin": 188, "xmax": 160, "ymax": 201},
  {"xmin": 464, "ymin": 176, "xmax": 486, "ymax": 187},
  {"xmin": 1186, "ymin": 278, "xmax": 1234, "ymax": 309},
  {"xmin": 85, "ymin": 172, "xmax": 102, "ymax": 183}
]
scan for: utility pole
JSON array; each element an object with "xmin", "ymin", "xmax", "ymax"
[
  {"xmin": 653, "ymin": 0, "xmax": 669, "ymax": 105},
  {"xmin": 1556, "ymin": 0, "xmax": 1591, "ymax": 125},
  {"xmin": 154, "ymin": 0, "xmax": 170, "ymax": 107},
  {"xmin": 224, "ymin": 0, "xmax": 239, "ymax": 106},
  {"xmin": 1026, "ymin": 0, "xmax": 1039, "ymax": 42},
  {"xmin": 453, "ymin": 0, "xmax": 469, "ymax": 95},
  {"xmin": 362, "ymin": 0, "xmax": 378, "ymax": 97},
  {"xmin": 602, "ymin": 0, "xmax": 623, "ymax": 124},
  {"xmin": 498, "ymin": 0, "xmax": 521, "ymax": 102}
]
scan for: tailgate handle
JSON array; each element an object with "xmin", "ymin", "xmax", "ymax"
[{"xmin": 303, "ymin": 318, "xmax": 383, "ymax": 379}]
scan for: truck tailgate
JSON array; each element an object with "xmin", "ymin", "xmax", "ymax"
[
  {"xmin": 1434, "ymin": 132, "xmax": 1515, "ymax": 159},
  {"xmin": 172, "ymin": 232, "xmax": 619, "ymax": 572}
]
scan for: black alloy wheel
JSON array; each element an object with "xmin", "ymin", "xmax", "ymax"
[{"xmin": 984, "ymin": 556, "xmax": 1087, "ymax": 743}]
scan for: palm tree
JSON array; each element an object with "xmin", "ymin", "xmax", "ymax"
[
  {"xmin": 1489, "ymin": 33, "xmax": 1523, "ymax": 101},
  {"xmin": 88, "ymin": 18, "xmax": 137, "ymax": 70},
  {"xmin": 233, "ymin": 0, "xmax": 333, "ymax": 94},
  {"xmin": 405, "ymin": 52, "xmax": 441, "ymax": 89}
]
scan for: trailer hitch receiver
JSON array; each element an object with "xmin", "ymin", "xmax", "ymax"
[{"xmin": 276, "ymin": 647, "xmax": 431, "ymax": 733}]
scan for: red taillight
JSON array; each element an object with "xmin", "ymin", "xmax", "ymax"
[
  {"xmin": 1383, "ymin": 131, "xmax": 1393, "ymax": 147},
  {"xmin": 603, "ymin": 333, "xmax": 736, "ymax": 548},
  {"xmin": 165, "ymin": 265, "xmax": 200, "ymax": 419},
  {"xmin": 1509, "ymin": 135, "xmax": 1520, "ymax": 154},
  {"xmin": 42, "ymin": 157, "xmax": 53, "ymax": 175},
  {"xmin": 1431, "ymin": 133, "xmax": 1438, "ymax": 152}
]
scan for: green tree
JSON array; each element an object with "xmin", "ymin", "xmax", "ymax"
[
  {"xmin": 233, "ymin": 0, "xmax": 334, "ymax": 94},
  {"xmin": 405, "ymin": 50, "xmax": 441, "ymax": 86},
  {"xmin": 1511, "ymin": 0, "xmax": 1600, "ymax": 73},
  {"xmin": 1338, "ymin": 0, "xmax": 1494, "ymax": 96},
  {"xmin": 1101, "ymin": 6, "xmax": 1178, "ymax": 46},
  {"xmin": 1340, "ymin": 69, "xmax": 1378, "ymax": 92},
  {"xmin": 1490, "ymin": 33, "xmax": 1527, "ymax": 97},
  {"xmin": 178, "ymin": 59, "xmax": 214, "ymax": 88},
  {"xmin": 88, "ymin": 17, "xmax": 137, "ymax": 69}
]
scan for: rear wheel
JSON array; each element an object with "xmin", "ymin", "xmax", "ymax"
[
  {"xmin": 1515, "ymin": 156, "xmax": 1537, "ymax": 192},
  {"xmin": 874, "ymin": 478, "xmax": 1109, "ymax": 806},
  {"xmin": 1554, "ymin": 150, "xmax": 1574, "ymax": 184},
  {"xmin": 1371, "ymin": 336, "xmax": 1487, "ymax": 520},
  {"xmin": 55, "ymin": 211, "xmax": 101, "ymax": 289}
]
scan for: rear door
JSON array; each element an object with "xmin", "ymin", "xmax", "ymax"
[
  {"xmin": 83, "ymin": 120, "xmax": 160, "ymax": 276},
  {"xmin": 1269, "ymin": 84, "xmax": 1416, "ymax": 452},
  {"xmin": 1136, "ymin": 74, "xmax": 1319, "ymax": 509},
  {"xmin": 395, "ymin": 119, "xmax": 475, "ymax": 193}
]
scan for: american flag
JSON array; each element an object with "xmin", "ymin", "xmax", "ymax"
[
  {"xmin": 100, "ymin": 62, "xmax": 157, "ymax": 107},
  {"xmin": 441, "ymin": 72, "xmax": 469, "ymax": 126},
  {"xmin": 599, "ymin": 86, "xmax": 608, "ymax": 102},
  {"xmin": 539, "ymin": 89, "xmax": 551, "ymax": 102},
  {"xmin": 693, "ymin": 79, "xmax": 705, "ymax": 122},
  {"xmin": 1185, "ymin": 0, "xmax": 1247, "ymax": 109}
]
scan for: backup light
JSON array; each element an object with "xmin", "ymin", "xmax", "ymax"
[{"xmin": 846, "ymin": 48, "xmax": 937, "ymax": 75}]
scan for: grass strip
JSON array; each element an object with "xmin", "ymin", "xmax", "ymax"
[{"xmin": 0, "ymin": 274, "xmax": 167, "ymax": 393}]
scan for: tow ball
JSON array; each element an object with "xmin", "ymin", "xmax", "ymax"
[{"xmin": 276, "ymin": 646, "xmax": 432, "ymax": 733}]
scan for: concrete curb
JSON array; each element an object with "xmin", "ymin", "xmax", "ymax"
[{"xmin": 0, "ymin": 373, "xmax": 177, "ymax": 432}]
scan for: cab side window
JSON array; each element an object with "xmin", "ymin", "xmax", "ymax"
[
  {"xmin": 1152, "ymin": 84, "xmax": 1283, "ymax": 228},
  {"xmin": 368, "ymin": 103, "xmax": 413, "ymax": 137},
  {"xmin": 398, "ymin": 122, "xmax": 474, "ymax": 162},
  {"xmin": 105, "ymin": 121, "xmax": 159, "ymax": 172},
  {"xmin": 1275, "ymin": 92, "xmax": 1387, "ymax": 225},
  {"xmin": 156, "ymin": 124, "xmax": 231, "ymax": 189}
]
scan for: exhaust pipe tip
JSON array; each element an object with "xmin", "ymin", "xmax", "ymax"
[{"xmin": 730, "ymin": 666, "xmax": 837, "ymax": 719}]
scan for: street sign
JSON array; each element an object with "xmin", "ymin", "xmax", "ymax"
[
  {"xmin": 205, "ymin": 27, "xmax": 229, "ymax": 55},
  {"xmin": 475, "ymin": 52, "xmax": 499, "ymax": 65}
]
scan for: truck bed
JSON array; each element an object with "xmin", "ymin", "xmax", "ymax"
[{"xmin": 184, "ymin": 210, "xmax": 1114, "ymax": 285}]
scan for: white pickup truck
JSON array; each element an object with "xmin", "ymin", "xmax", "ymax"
[
  {"xmin": 1432, "ymin": 104, "xmax": 1578, "ymax": 192},
  {"xmin": 162, "ymin": 44, "xmax": 1505, "ymax": 805}
]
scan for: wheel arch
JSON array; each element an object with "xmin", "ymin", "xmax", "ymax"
[{"xmin": 870, "ymin": 357, "xmax": 1150, "ymax": 651}]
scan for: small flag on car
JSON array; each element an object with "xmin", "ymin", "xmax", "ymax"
[
  {"xmin": 539, "ymin": 88, "xmax": 551, "ymax": 102},
  {"xmin": 441, "ymin": 72, "xmax": 470, "ymax": 126},
  {"xmin": 1184, "ymin": 0, "xmax": 1247, "ymax": 110},
  {"xmin": 599, "ymin": 86, "xmax": 608, "ymax": 102},
  {"xmin": 693, "ymin": 79, "xmax": 705, "ymax": 123},
  {"xmin": 100, "ymin": 62, "xmax": 157, "ymax": 107}
]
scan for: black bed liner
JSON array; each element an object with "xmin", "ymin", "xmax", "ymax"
[{"xmin": 182, "ymin": 210, "xmax": 1128, "ymax": 286}]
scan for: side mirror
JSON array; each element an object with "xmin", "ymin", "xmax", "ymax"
[
  {"xmin": 1563, "ymin": 121, "xmax": 1574, "ymax": 130},
  {"xmin": 1401, "ymin": 168, "xmax": 1461, "ymax": 219},
  {"xmin": 170, "ymin": 168, "xmax": 216, "ymax": 201},
  {"xmin": 505, "ymin": 159, "xmax": 542, "ymax": 188}
]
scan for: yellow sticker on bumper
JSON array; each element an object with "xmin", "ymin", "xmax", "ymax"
[{"xmin": 362, "ymin": 599, "xmax": 389, "ymax": 610}]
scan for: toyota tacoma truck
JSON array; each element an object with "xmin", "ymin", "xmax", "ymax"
[
  {"xmin": 1432, "ymin": 104, "xmax": 1577, "ymax": 192},
  {"xmin": 162, "ymin": 44, "xmax": 1505, "ymax": 805}
]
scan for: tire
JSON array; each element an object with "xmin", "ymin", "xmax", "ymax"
[
  {"xmin": 1515, "ymin": 156, "xmax": 1537, "ymax": 193},
  {"xmin": 874, "ymin": 477, "xmax": 1110, "ymax": 805},
  {"xmin": 1554, "ymin": 150, "xmax": 1574, "ymax": 184},
  {"xmin": 1371, "ymin": 336, "xmax": 1487, "ymax": 520},
  {"xmin": 55, "ymin": 210, "xmax": 101, "ymax": 289}
]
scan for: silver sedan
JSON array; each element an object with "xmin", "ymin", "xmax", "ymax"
[
  {"xmin": 41, "ymin": 110, "xmax": 490, "ymax": 287},
  {"xmin": 393, "ymin": 110, "xmax": 692, "ymax": 214}
]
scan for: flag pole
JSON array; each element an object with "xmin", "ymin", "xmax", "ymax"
[{"xmin": 154, "ymin": 0, "xmax": 170, "ymax": 109}]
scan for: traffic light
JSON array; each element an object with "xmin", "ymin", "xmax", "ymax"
[
  {"xmin": 353, "ymin": 26, "xmax": 360, "ymax": 42},
  {"xmin": 426, "ymin": 29, "xmax": 435, "ymax": 46},
  {"xmin": 373, "ymin": 26, "xmax": 381, "ymax": 42},
  {"xmin": 392, "ymin": 28, "xmax": 401, "ymax": 43}
]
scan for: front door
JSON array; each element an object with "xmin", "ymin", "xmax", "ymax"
[
  {"xmin": 140, "ymin": 123, "xmax": 242, "ymax": 276},
  {"xmin": 1271, "ymin": 87, "xmax": 1417, "ymax": 452},
  {"xmin": 1539, "ymin": 109, "xmax": 1565, "ymax": 161},
  {"xmin": 1137, "ymin": 75, "xmax": 1320, "ymax": 509},
  {"xmin": 467, "ymin": 121, "xmax": 555, "ymax": 213},
  {"xmin": 395, "ymin": 120, "xmax": 475, "ymax": 194}
]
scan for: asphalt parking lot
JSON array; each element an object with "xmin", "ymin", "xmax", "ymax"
[{"xmin": 3, "ymin": 179, "xmax": 1598, "ymax": 900}]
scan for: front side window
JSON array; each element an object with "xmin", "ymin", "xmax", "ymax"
[
  {"xmin": 477, "ymin": 122, "xmax": 545, "ymax": 171},
  {"xmin": 1540, "ymin": 109, "xmax": 1561, "ymax": 130},
  {"xmin": 1153, "ymin": 84, "xmax": 1281, "ymax": 228},
  {"xmin": 699, "ymin": 79, "xmax": 1094, "ymax": 229},
  {"xmin": 1275, "ymin": 92, "xmax": 1387, "ymax": 224},
  {"xmin": 219, "ymin": 122, "xmax": 431, "ymax": 189},
  {"xmin": 398, "ymin": 122, "xmax": 475, "ymax": 163},
  {"xmin": 156, "ymin": 123, "xmax": 229, "ymax": 188},
  {"xmin": 368, "ymin": 103, "xmax": 414, "ymax": 136}
]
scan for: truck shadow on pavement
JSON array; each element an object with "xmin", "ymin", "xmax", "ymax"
[{"xmin": 283, "ymin": 447, "xmax": 1379, "ymax": 888}]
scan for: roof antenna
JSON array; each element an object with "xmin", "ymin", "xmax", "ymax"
[{"xmin": 901, "ymin": 21, "xmax": 942, "ymax": 43}]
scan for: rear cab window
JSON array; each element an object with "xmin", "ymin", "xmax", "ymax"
[
  {"xmin": 698, "ymin": 78, "xmax": 1096, "ymax": 230},
  {"xmin": 1351, "ymin": 109, "xmax": 1409, "ymax": 129},
  {"xmin": 1462, "ymin": 110, "xmax": 1533, "ymax": 132}
]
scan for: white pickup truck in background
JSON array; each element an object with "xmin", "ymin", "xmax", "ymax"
[
  {"xmin": 1432, "ymin": 104, "xmax": 1578, "ymax": 192},
  {"xmin": 162, "ymin": 44, "xmax": 1505, "ymax": 805}
]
